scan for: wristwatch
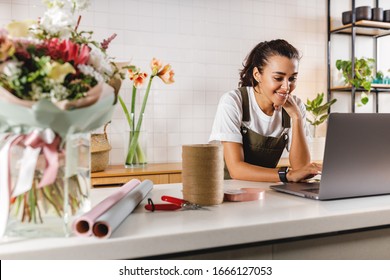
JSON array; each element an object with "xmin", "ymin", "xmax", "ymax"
[{"xmin": 278, "ymin": 166, "xmax": 289, "ymax": 183}]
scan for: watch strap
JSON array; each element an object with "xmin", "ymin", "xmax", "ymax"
[{"xmin": 278, "ymin": 166, "xmax": 289, "ymax": 183}]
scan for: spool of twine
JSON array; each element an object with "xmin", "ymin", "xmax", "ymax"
[{"xmin": 182, "ymin": 144, "xmax": 224, "ymax": 205}]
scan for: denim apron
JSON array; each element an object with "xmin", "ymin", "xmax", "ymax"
[{"xmin": 224, "ymin": 87, "xmax": 290, "ymax": 179}]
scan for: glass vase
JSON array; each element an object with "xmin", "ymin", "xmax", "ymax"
[
  {"xmin": 124, "ymin": 129, "xmax": 147, "ymax": 168},
  {"xmin": 5, "ymin": 133, "xmax": 91, "ymax": 238}
]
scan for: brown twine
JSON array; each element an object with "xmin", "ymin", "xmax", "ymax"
[{"xmin": 182, "ymin": 144, "xmax": 224, "ymax": 205}]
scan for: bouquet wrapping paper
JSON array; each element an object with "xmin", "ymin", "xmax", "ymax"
[
  {"xmin": 0, "ymin": 0, "xmax": 122, "ymax": 238},
  {"xmin": 0, "ymin": 84, "xmax": 116, "ymax": 237}
]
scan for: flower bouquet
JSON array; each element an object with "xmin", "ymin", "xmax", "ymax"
[
  {"xmin": 0, "ymin": 0, "xmax": 121, "ymax": 237},
  {"xmin": 119, "ymin": 58, "xmax": 174, "ymax": 167}
]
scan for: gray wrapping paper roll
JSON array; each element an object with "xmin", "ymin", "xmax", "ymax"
[
  {"xmin": 92, "ymin": 180, "xmax": 153, "ymax": 238},
  {"xmin": 182, "ymin": 144, "xmax": 224, "ymax": 205}
]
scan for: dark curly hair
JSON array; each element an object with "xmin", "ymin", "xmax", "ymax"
[{"xmin": 239, "ymin": 39, "xmax": 301, "ymax": 88}]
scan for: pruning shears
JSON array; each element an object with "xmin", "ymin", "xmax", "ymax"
[{"xmin": 145, "ymin": 196, "xmax": 205, "ymax": 211}]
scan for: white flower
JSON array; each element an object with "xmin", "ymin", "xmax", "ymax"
[
  {"xmin": 78, "ymin": 64, "xmax": 104, "ymax": 82},
  {"xmin": 42, "ymin": 0, "xmax": 90, "ymax": 12},
  {"xmin": 31, "ymin": 84, "xmax": 46, "ymax": 101},
  {"xmin": 3, "ymin": 61, "xmax": 22, "ymax": 77},
  {"xmin": 72, "ymin": 0, "xmax": 90, "ymax": 11},
  {"xmin": 40, "ymin": 5, "xmax": 75, "ymax": 37},
  {"xmin": 50, "ymin": 83, "xmax": 70, "ymax": 102},
  {"xmin": 87, "ymin": 44, "xmax": 113, "ymax": 79}
]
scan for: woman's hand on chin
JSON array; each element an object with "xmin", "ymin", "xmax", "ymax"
[{"xmin": 282, "ymin": 95, "xmax": 301, "ymax": 119}]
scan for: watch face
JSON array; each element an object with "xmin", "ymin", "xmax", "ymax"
[{"xmin": 279, "ymin": 167, "xmax": 287, "ymax": 174}]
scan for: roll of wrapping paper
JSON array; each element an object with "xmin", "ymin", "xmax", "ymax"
[
  {"xmin": 72, "ymin": 178, "xmax": 141, "ymax": 236},
  {"xmin": 182, "ymin": 144, "xmax": 224, "ymax": 205},
  {"xmin": 92, "ymin": 179, "xmax": 153, "ymax": 239}
]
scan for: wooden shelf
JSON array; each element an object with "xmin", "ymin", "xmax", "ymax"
[
  {"xmin": 331, "ymin": 84, "xmax": 390, "ymax": 92},
  {"xmin": 331, "ymin": 20, "xmax": 390, "ymax": 37},
  {"xmin": 91, "ymin": 162, "xmax": 182, "ymax": 187},
  {"xmin": 372, "ymin": 83, "xmax": 390, "ymax": 89}
]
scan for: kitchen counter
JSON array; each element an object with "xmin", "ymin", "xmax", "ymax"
[{"xmin": 2, "ymin": 180, "xmax": 390, "ymax": 259}]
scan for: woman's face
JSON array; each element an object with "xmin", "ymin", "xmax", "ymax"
[{"xmin": 254, "ymin": 55, "xmax": 299, "ymax": 108}]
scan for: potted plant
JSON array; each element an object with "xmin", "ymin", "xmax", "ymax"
[
  {"xmin": 305, "ymin": 92, "xmax": 337, "ymax": 137},
  {"xmin": 305, "ymin": 92, "xmax": 337, "ymax": 160},
  {"xmin": 373, "ymin": 69, "xmax": 390, "ymax": 84},
  {"xmin": 335, "ymin": 57, "xmax": 375, "ymax": 106}
]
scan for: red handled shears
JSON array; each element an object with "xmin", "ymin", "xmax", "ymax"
[{"xmin": 145, "ymin": 196, "xmax": 205, "ymax": 211}]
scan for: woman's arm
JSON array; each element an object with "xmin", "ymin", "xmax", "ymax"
[
  {"xmin": 283, "ymin": 96, "xmax": 310, "ymax": 169},
  {"xmin": 288, "ymin": 117, "xmax": 311, "ymax": 169},
  {"xmin": 223, "ymin": 141, "xmax": 321, "ymax": 182}
]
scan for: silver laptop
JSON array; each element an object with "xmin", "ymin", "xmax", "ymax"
[{"xmin": 270, "ymin": 113, "xmax": 390, "ymax": 200}]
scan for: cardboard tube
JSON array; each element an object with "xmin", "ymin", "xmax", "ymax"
[
  {"xmin": 72, "ymin": 179, "xmax": 141, "ymax": 236},
  {"xmin": 182, "ymin": 144, "xmax": 224, "ymax": 205}
]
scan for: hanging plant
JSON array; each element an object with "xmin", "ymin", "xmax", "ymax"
[{"xmin": 336, "ymin": 57, "xmax": 375, "ymax": 106}]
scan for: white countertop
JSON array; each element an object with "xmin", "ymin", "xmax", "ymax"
[{"xmin": 2, "ymin": 180, "xmax": 390, "ymax": 259}]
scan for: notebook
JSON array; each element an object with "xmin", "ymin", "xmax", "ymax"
[{"xmin": 270, "ymin": 113, "xmax": 390, "ymax": 200}]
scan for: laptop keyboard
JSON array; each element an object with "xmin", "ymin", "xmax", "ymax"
[{"xmin": 303, "ymin": 187, "xmax": 319, "ymax": 194}]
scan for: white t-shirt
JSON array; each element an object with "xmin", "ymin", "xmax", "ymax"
[{"xmin": 209, "ymin": 87, "xmax": 310, "ymax": 150}]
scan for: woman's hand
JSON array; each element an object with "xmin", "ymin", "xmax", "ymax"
[
  {"xmin": 286, "ymin": 162, "xmax": 322, "ymax": 182},
  {"xmin": 282, "ymin": 95, "xmax": 301, "ymax": 120}
]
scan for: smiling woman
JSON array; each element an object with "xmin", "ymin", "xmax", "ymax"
[{"xmin": 209, "ymin": 39, "xmax": 322, "ymax": 183}]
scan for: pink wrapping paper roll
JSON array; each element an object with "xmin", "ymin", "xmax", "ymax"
[
  {"xmin": 72, "ymin": 179, "xmax": 141, "ymax": 236},
  {"xmin": 92, "ymin": 179, "xmax": 153, "ymax": 239}
]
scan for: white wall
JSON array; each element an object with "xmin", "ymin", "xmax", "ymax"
[{"xmin": 2, "ymin": 0, "xmax": 331, "ymax": 164}]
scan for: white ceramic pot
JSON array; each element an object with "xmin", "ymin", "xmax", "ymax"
[{"xmin": 308, "ymin": 137, "xmax": 326, "ymax": 161}]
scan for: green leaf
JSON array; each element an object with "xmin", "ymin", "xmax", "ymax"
[
  {"xmin": 319, "ymin": 114, "xmax": 329, "ymax": 123},
  {"xmin": 305, "ymin": 93, "xmax": 337, "ymax": 127},
  {"xmin": 360, "ymin": 92, "xmax": 369, "ymax": 105},
  {"xmin": 362, "ymin": 81, "xmax": 371, "ymax": 91}
]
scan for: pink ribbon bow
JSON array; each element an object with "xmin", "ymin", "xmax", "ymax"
[
  {"xmin": 0, "ymin": 130, "xmax": 62, "ymax": 237},
  {"xmin": 23, "ymin": 130, "xmax": 61, "ymax": 188}
]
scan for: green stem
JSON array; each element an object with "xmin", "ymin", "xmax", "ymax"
[
  {"xmin": 126, "ymin": 76, "xmax": 154, "ymax": 163},
  {"xmin": 34, "ymin": 185, "xmax": 43, "ymax": 223},
  {"xmin": 28, "ymin": 184, "xmax": 36, "ymax": 223},
  {"xmin": 136, "ymin": 76, "xmax": 154, "ymax": 133},
  {"xmin": 130, "ymin": 85, "xmax": 137, "ymax": 132},
  {"xmin": 42, "ymin": 185, "xmax": 62, "ymax": 217},
  {"xmin": 125, "ymin": 130, "xmax": 146, "ymax": 164},
  {"xmin": 118, "ymin": 95, "xmax": 133, "ymax": 129}
]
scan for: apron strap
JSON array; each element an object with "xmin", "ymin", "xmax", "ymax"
[
  {"xmin": 282, "ymin": 108, "xmax": 291, "ymax": 128},
  {"xmin": 238, "ymin": 86, "xmax": 291, "ymax": 128},
  {"xmin": 239, "ymin": 87, "xmax": 250, "ymax": 122}
]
